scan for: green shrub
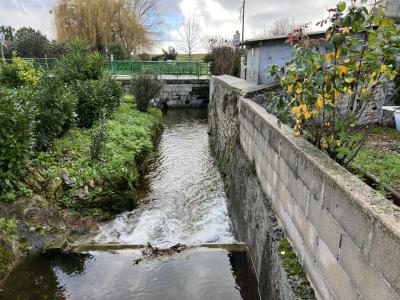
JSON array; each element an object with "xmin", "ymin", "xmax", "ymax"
[
  {"xmin": 130, "ymin": 72, "xmax": 164, "ymax": 112},
  {"xmin": 90, "ymin": 114, "xmax": 108, "ymax": 160},
  {"xmin": 33, "ymin": 75, "xmax": 78, "ymax": 150},
  {"xmin": 73, "ymin": 77, "xmax": 122, "ymax": 128},
  {"xmin": 0, "ymin": 54, "xmax": 42, "ymax": 88},
  {"xmin": 267, "ymin": 1, "xmax": 400, "ymax": 166},
  {"xmin": 107, "ymin": 41, "xmax": 128, "ymax": 60},
  {"xmin": 36, "ymin": 96, "xmax": 162, "ymax": 217},
  {"xmin": 0, "ymin": 88, "xmax": 36, "ymax": 198},
  {"xmin": 54, "ymin": 37, "xmax": 106, "ymax": 83}
]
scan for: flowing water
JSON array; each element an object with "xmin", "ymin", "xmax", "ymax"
[
  {"xmin": 0, "ymin": 109, "xmax": 260, "ymax": 300},
  {"xmin": 95, "ymin": 109, "xmax": 235, "ymax": 247}
]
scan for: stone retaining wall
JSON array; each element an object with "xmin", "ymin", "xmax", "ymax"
[
  {"xmin": 118, "ymin": 78, "xmax": 210, "ymax": 108},
  {"xmin": 209, "ymin": 75, "xmax": 400, "ymax": 300},
  {"xmin": 160, "ymin": 79, "xmax": 209, "ymax": 108}
]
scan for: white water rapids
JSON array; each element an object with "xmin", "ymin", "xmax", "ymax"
[{"xmin": 95, "ymin": 109, "xmax": 235, "ymax": 247}]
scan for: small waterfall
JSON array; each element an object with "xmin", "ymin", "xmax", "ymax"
[{"xmin": 95, "ymin": 109, "xmax": 235, "ymax": 247}]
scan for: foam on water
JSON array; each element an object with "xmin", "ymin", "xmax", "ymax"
[{"xmin": 95, "ymin": 110, "xmax": 235, "ymax": 247}]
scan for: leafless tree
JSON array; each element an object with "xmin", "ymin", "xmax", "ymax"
[
  {"xmin": 205, "ymin": 36, "xmax": 242, "ymax": 77},
  {"xmin": 176, "ymin": 14, "xmax": 201, "ymax": 61},
  {"xmin": 265, "ymin": 17, "xmax": 298, "ymax": 37},
  {"xmin": 132, "ymin": 0, "xmax": 161, "ymax": 30}
]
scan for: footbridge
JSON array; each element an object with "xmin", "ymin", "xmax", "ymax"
[{"xmin": 111, "ymin": 61, "xmax": 211, "ymax": 109}]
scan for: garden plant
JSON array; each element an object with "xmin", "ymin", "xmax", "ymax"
[{"xmin": 268, "ymin": 0, "xmax": 400, "ymax": 166}]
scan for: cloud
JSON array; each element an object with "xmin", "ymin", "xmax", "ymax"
[
  {"xmin": 160, "ymin": 0, "xmax": 340, "ymax": 53},
  {"xmin": 0, "ymin": 0, "xmax": 345, "ymax": 53},
  {"xmin": 0, "ymin": 0, "xmax": 55, "ymax": 38}
]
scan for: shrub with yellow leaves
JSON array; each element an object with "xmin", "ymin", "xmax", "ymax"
[{"xmin": 267, "ymin": 0, "xmax": 400, "ymax": 166}]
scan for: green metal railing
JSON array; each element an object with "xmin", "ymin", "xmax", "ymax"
[
  {"xmin": 2, "ymin": 58, "xmax": 59, "ymax": 69},
  {"xmin": 110, "ymin": 61, "xmax": 209, "ymax": 77},
  {"xmin": 1, "ymin": 58, "xmax": 210, "ymax": 77}
]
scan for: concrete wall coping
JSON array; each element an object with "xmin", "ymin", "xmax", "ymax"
[
  {"xmin": 213, "ymin": 75, "xmax": 277, "ymax": 96},
  {"xmin": 211, "ymin": 74, "xmax": 400, "ymax": 298},
  {"xmin": 242, "ymin": 97, "xmax": 400, "ymax": 238},
  {"xmin": 214, "ymin": 75, "xmax": 400, "ymax": 239}
]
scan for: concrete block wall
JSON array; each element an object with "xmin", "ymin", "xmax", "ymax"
[
  {"xmin": 208, "ymin": 75, "xmax": 307, "ymax": 300},
  {"xmin": 210, "ymin": 75, "xmax": 400, "ymax": 300}
]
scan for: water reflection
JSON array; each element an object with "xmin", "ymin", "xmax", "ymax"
[
  {"xmin": 1, "ymin": 252, "xmax": 91, "ymax": 300},
  {"xmin": 1, "ymin": 249, "xmax": 259, "ymax": 300}
]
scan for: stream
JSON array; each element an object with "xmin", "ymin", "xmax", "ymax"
[
  {"xmin": 0, "ymin": 109, "xmax": 259, "ymax": 300},
  {"xmin": 95, "ymin": 109, "xmax": 235, "ymax": 246}
]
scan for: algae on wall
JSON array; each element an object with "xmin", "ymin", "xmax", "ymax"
[{"xmin": 208, "ymin": 76, "xmax": 315, "ymax": 300}]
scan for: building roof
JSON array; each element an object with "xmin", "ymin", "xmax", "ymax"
[{"xmin": 242, "ymin": 30, "xmax": 326, "ymax": 46}]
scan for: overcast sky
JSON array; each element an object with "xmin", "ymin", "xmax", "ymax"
[{"xmin": 0, "ymin": 0, "xmax": 340, "ymax": 53}]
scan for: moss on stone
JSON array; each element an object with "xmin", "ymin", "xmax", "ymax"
[
  {"xmin": 279, "ymin": 239, "xmax": 316, "ymax": 299},
  {"xmin": 32, "ymin": 96, "xmax": 163, "ymax": 218},
  {"xmin": 0, "ymin": 244, "xmax": 12, "ymax": 280}
]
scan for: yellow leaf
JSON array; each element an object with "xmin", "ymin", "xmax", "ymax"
[
  {"xmin": 390, "ymin": 71, "xmax": 398, "ymax": 81},
  {"xmin": 361, "ymin": 87, "xmax": 372, "ymax": 95},
  {"xmin": 287, "ymin": 85, "xmax": 293, "ymax": 93},
  {"xmin": 304, "ymin": 110, "xmax": 312, "ymax": 120},
  {"xmin": 343, "ymin": 87, "xmax": 352, "ymax": 95},
  {"xmin": 299, "ymin": 104, "xmax": 308, "ymax": 112},
  {"xmin": 316, "ymin": 95, "xmax": 324, "ymax": 108},
  {"xmin": 291, "ymin": 106, "xmax": 301, "ymax": 118},
  {"xmin": 334, "ymin": 88, "xmax": 341, "ymax": 99},
  {"xmin": 380, "ymin": 65, "xmax": 388, "ymax": 73},
  {"xmin": 342, "ymin": 27, "xmax": 350, "ymax": 34},
  {"xmin": 326, "ymin": 32, "xmax": 331, "ymax": 40},
  {"xmin": 336, "ymin": 48, "xmax": 342, "ymax": 59},
  {"xmin": 338, "ymin": 65, "xmax": 348, "ymax": 76},
  {"xmin": 326, "ymin": 53, "xmax": 332, "ymax": 64}
]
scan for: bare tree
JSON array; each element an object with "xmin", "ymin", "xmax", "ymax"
[
  {"xmin": 266, "ymin": 17, "xmax": 298, "ymax": 37},
  {"xmin": 205, "ymin": 36, "xmax": 242, "ymax": 77},
  {"xmin": 132, "ymin": 0, "xmax": 160, "ymax": 29},
  {"xmin": 176, "ymin": 15, "xmax": 201, "ymax": 62}
]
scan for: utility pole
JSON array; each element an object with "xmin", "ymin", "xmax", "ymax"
[
  {"xmin": 0, "ymin": 32, "xmax": 5, "ymax": 62},
  {"xmin": 241, "ymin": 0, "xmax": 246, "ymax": 43},
  {"xmin": 0, "ymin": 43, "xmax": 4, "ymax": 62}
]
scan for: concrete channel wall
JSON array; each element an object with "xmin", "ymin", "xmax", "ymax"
[{"xmin": 209, "ymin": 75, "xmax": 400, "ymax": 300}]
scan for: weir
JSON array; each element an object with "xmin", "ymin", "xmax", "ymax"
[
  {"xmin": 116, "ymin": 76, "xmax": 210, "ymax": 109},
  {"xmin": 0, "ymin": 108, "xmax": 260, "ymax": 300},
  {"xmin": 6, "ymin": 76, "xmax": 399, "ymax": 300}
]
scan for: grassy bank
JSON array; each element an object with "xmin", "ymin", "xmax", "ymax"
[
  {"xmin": 354, "ymin": 127, "xmax": 400, "ymax": 194},
  {"xmin": 176, "ymin": 54, "xmax": 206, "ymax": 62},
  {"xmin": 0, "ymin": 96, "xmax": 162, "ymax": 282},
  {"xmin": 32, "ymin": 96, "xmax": 162, "ymax": 219}
]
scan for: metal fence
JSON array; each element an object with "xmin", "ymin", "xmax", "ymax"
[
  {"xmin": 110, "ymin": 61, "xmax": 209, "ymax": 77},
  {"xmin": 1, "ymin": 58, "xmax": 210, "ymax": 77},
  {"xmin": 2, "ymin": 58, "xmax": 59, "ymax": 69}
]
